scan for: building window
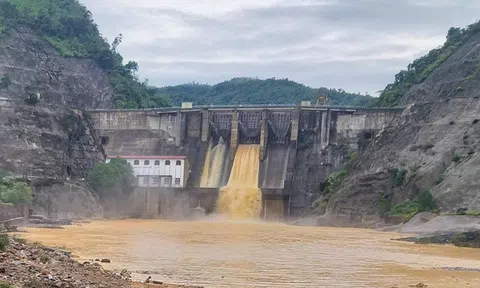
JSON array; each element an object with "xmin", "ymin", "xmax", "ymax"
[
  {"xmin": 176, "ymin": 160, "xmax": 181, "ymax": 166},
  {"xmin": 134, "ymin": 160, "xmax": 139, "ymax": 165},
  {"xmin": 154, "ymin": 160, "xmax": 160, "ymax": 166},
  {"xmin": 152, "ymin": 177, "xmax": 160, "ymax": 186},
  {"xmin": 175, "ymin": 178, "xmax": 181, "ymax": 186},
  {"xmin": 143, "ymin": 176, "xmax": 149, "ymax": 185},
  {"xmin": 144, "ymin": 160, "xmax": 150, "ymax": 165},
  {"xmin": 165, "ymin": 160, "xmax": 170, "ymax": 166},
  {"xmin": 163, "ymin": 177, "xmax": 171, "ymax": 187}
]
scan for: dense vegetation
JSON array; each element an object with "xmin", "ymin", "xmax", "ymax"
[
  {"xmin": 385, "ymin": 190, "xmax": 437, "ymax": 222},
  {"xmin": 87, "ymin": 158, "xmax": 134, "ymax": 199},
  {"xmin": 153, "ymin": 78, "xmax": 374, "ymax": 106},
  {"xmin": 0, "ymin": 0, "xmax": 170, "ymax": 108},
  {"xmin": 376, "ymin": 21, "xmax": 480, "ymax": 106},
  {"xmin": 0, "ymin": 174, "xmax": 32, "ymax": 205}
]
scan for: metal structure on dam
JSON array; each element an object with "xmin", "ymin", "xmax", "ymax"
[{"xmin": 88, "ymin": 104, "xmax": 404, "ymax": 219}]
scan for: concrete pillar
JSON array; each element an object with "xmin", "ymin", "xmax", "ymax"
[
  {"xmin": 179, "ymin": 112, "xmax": 186, "ymax": 145},
  {"xmin": 173, "ymin": 111, "xmax": 186, "ymax": 147},
  {"xmin": 325, "ymin": 110, "xmax": 331, "ymax": 147},
  {"xmin": 201, "ymin": 110, "xmax": 210, "ymax": 142},
  {"xmin": 285, "ymin": 107, "xmax": 299, "ymax": 198},
  {"xmin": 315, "ymin": 111, "xmax": 321, "ymax": 131},
  {"xmin": 259, "ymin": 110, "xmax": 268, "ymax": 161},
  {"xmin": 290, "ymin": 107, "xmax": 299, "ymax": 142},
  {"xmin": 230, "ymin": 110, "xmax": 239, "ymax": 161},
  {"xmin": 319, "ymin": 109, "xmax": 332, "ymax": 149}
]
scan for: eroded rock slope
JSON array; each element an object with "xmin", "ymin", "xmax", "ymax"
[{"xmin": 325, "ymin": 28, "xmax": 480, "ymax": 224}]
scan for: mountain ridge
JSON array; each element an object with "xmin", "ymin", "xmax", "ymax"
[{"xmin": 153, "ymin": 77, "xmax": 374, "ymax": 106}]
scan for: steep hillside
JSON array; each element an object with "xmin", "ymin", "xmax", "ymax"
[
  {"xmin": 0, "ymin": 0, "xmax": 169, "ymax": 109},
  {"xmin": 153, "ymin": 78, "xmax": 374, "ymax": 106},
  {"xmin": 319, "ymin": 21, "xmax": 480, "ymax": 226},
  {"xmin": 377, "ymin": 21, "xmax": 480, "ymax": 107},
  {"xmin": 0, "ymin": 26, "xmax": 114, "ymax": 109}
]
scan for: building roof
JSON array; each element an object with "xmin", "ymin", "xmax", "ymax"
[{"xmin": 107, "ymin": 155, "xmax": 187, "ymax": 160}]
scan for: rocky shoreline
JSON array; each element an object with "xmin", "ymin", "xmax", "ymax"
[{"xmin": 0, "ymin": 235, "xmax": 203, "ymax": 288}]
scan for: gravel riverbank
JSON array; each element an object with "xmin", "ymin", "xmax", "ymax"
[{"xmin": 0, "ymin": 236, "xmax": 203, "ymax": 288}]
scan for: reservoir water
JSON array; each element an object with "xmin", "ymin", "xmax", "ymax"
[{"xmin": 22, "ymin": 220, "xmax": 480, "ymax": 288}]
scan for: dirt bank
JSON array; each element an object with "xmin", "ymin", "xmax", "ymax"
[
  {"xmin": 378, "ymin": 212, "xmax": 480, "ymax": 235},
  {"xmin": 0, "ymin": 236, "xmax": 202, "ymax": 288},
  {"xmin": 376, "ymin": 212, "xmax": 480, "ymax": 248}
]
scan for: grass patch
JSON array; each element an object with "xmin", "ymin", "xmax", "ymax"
[
  {"xmin": 0, "ymin": 282, "xmax": 14, "ymax": 288},
  {"xmin": 0, "ymin": 234, "xmax": 9, "ymax": 252},
  {"xmin": 453, "ymin": 153, "xmax": 462, "ymax": 163},
  {"xmin": 465, "ymin": 210, "xmax": 480, "ymax": 216},
  {"xmin": 388, "ymin": 202, "xmax": 420, "ymax": 222},
  {"xmin": 434, "ymin": 176, "xmax": 443, "ymax": 185},
  {"xmin": 387, "ymin": 190, "xmax": 437, "ymax": 222},
  {"xmin": 391, "ymin": 168, "xmax": 407, "ymax": 186},
  {"xmin": 311, "ymin": 169, "xmax": 348, "ymax": 215}
]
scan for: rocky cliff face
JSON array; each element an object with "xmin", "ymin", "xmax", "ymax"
[
  {"xmin": 32, "ymin": 180, "xmax": 103, "ymax": 219},
  {"xmin": 0, "ymin": 27, "xmax": 114, "ymax": 109},
  {"xmin": 325, "ymin": 30, "xmax": 480, "ymax": 225},
  {"xmin": 0, "ymin": 102, "xmax": 104, "ymax": 179},
  {"xmin": 0, "ymin": 26, "xmax": 123, "ymax": 219},
  {"xmin": 0, "ymin": 102, "xmax": 106, "ymax": 218}
]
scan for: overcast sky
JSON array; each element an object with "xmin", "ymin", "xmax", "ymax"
[{"xmin": 80, "ymin": 0, "xmax": 480, "ymax": 95}]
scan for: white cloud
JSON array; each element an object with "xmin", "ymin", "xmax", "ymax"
[{"xmin": 79, "ymin": 0, "xmax": 480, "ymax": 95}]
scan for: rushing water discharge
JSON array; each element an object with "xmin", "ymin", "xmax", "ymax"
[
  {"xmin": 217, "ymin": 145, "xmax": 263, "ymax": 218},
  {"xmin": 23, "ymin": 220, "xmax": 480, "ymax": 288}
]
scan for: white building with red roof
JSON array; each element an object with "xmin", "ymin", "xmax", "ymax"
[{"xmin": 106, "ymin": 155, "xmax": 189, "ymax": 188}]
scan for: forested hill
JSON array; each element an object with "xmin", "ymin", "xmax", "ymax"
[
  {"xmin": 376, "ymin": 21, "xmax": 480, "ymax": 107},
  {"xmin": 153, "ymin": 78, "xmax": 374, "ymax": 106},
  {"xmin": 0, "ymin": 0, "xmax": 169, "ymax": 109}
]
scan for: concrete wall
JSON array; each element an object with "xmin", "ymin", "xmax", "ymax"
[
  {"xmin": 335, "ymin": 111, "xmax": 398, "ymax": 149},
  {"xmin": 89, "ymin": 110, "xmax": 184, "ymax": 145},
  {"xmin": 130, "ymin": 187, "xmax": 217, "ymax": 219},
  {"xmin": 88, "ymin": 107, "xmax": 403, "ymax": 216}
]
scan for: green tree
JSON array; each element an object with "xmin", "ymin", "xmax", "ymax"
[
  {"xmin": 0, "ymin": 182, "xmax": 32, "ymax": 205},
  {"xmin": 88, "ymin": 158, "xmax": 135, "ymax": 198}
]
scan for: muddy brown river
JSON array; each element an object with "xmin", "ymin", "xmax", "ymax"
[{"xmin": 21, "ymin": 220, "xmax": 480, "ymax": 288}]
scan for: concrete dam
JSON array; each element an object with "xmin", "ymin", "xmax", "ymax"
[{"xmin": 88, "ymin": 104, "xmax": 402, "ymax": 219}]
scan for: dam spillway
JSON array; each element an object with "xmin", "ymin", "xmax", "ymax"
[
  {"xmin": 199, "ymin": 137, "xmax": 229, "ymax": 188},
  {"xmin": 88, "ymin": 104, "xmax": 402, "ymax": 219},
  {"xmin": 217, "ymin": 145, "xmax": 262, "ymax": 218}
]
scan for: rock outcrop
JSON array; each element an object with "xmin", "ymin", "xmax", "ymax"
[
  {"xmin": 0, "ymin": 102, "xmax": 104, "ymax": 180},
  {"xmin": 32, "ymin": 180, "xmax": 103, "ymax": 219},
  {"xmin": 325, "ymin": 27, "xmax": 480, "ymax": 224},
  {"xmin": 0, "ymin": 102, "xmax": 106, "ymax": 219},
  {"xmin": 0, "ymin": 27, "xmax": 114, "ymax": 109}
]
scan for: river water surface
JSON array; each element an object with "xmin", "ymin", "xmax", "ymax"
[{"xmin": 22, "ymin": 220, "xmax": 480, "ymax": 288}]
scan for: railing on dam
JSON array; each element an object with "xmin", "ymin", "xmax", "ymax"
[{"xmin": 87, "ymin": 103, "xmax": 405, "ymax": 113}]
